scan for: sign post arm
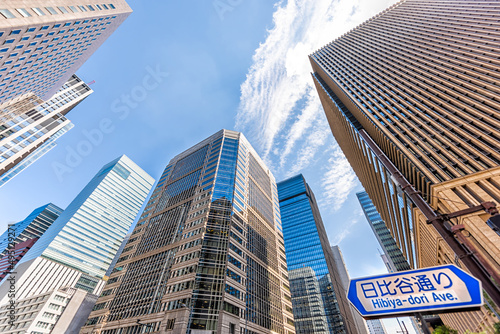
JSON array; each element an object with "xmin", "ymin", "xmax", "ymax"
[{"xmin": 359, "ymin": 129, "xmax": 500, "ymax": 308}]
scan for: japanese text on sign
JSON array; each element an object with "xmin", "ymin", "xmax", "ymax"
[{"xmin": 350, "ymin": 266, "xmax": 480, "ymax": 314}]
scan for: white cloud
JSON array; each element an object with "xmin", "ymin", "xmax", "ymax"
[
  {"xmin": 321, "ymin": 146, "xmax": 358, "ymax": 211},
  {"xmin": 236, "ymin": 0, "xmax": 399, "ymax": 159},
  {"xmin": 235, "ymin": 0, "xmax": 398, "ymax": 208},
  {"xmin": 330, "ymin": 217, "xmax": 358, "ymax": 245},
  {"xmin": 285, "ymin": 116, "xmax": 330, "ymax": 176}
]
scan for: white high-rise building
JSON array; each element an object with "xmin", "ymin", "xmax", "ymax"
[
  {"xmin": 330, "ymin": 246, "xmax": 369, "ymax": 334},
  {"xmin": 0, "ymin": 74, "xmax": 92, "ymax": 186},
  {"xmin": 366, "ymin": 319, "xmax": 388, "ymax": 334}
]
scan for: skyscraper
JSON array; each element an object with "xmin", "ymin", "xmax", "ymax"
[
  {"xmin": 277, "ymin": 174, "xmax": 361, "ymax": 334},
  {"xmin": 82, "ymin": 130, "xmax": 295, "ymax": 334},
  {"xmin": 310, "ymin": 0, "xmax": 500, "ymax": 331},
  {"xmin": 0, "ymin": 74, "xmax": 92, "ymax": 187},
  {"xmin": 356, "ymin": 193, "xmax": 428, "ymax": 334},
  {"xmin": 365, "ymin": 319, "xmax": 387, "ymax": 334},
  {"xmin": 330, "ymin": 246, "xmax": 369, "ymax": 334},
  {"xmin": 0, "ymin": 155, "xmax": 154, "ymax": 333},
  {"xmin": 0, "ymin": 1, "xmax": 132, "ymax": 106},
  {"xmin": 356, "ymin": 192, "xmax": 411, "ymax": 273},
  {"xmin": 0, "ymin": 202, "xmax": 63, "ymax": 281}
]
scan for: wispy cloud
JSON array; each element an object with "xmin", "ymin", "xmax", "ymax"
[
  {"xmin": 330, "ymin": 217, "xmax": 359, "ymax": 245},
  {"xmin": 236, "ymin": 0, "xmax": 398, "ymax": 158},
  {"xmin": 321, "ymin": 146, "xmax": 358, "ymax": 211},
  {"xmin": 235, "ymin": 0, "xmax": 398, "ymax": 207},
  {"xmin": 329, "ymin": 209, "xmax": 365, "ymax": 245},
  {"xmin": 285, "ymin": 116, "xmax": 330, "ymax": 177}
]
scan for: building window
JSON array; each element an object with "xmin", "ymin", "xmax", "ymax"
[
  {"xmin": 0, "ymin": 9, "xmax": 16, "ymax": 19},
  {"xmin": 68, "ymin": 6, "xmax": 79, "ymax": 13},
  {"xmin": 31, "ymin": 8, "xmax": 45, "ymax": 16},
  {"xmin": 166, "ymin": 319, "xmax": 175, "ymax": 330},
  {"xmin": 45, "ymin": 7, "xmax": 58, "ymax": 15},
  {"xmin": 87, "ymin": 5, "xmax": 96, "ymax": 11},
  {"xmin": 57, "ymin": 6, "xmax": 69, "ymax": 14},
  {"xmin": 16, "ymin": 8, "xmax": 31, "ymax": 17},
  {"xmin": 230, "ymin": 323, "xmax": 235, "ymax": 334}
]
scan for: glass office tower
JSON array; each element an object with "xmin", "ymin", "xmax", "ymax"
[
  {"xmin": 357, "ymin": 192, "xmax": 432, "ymax": 334},
  {"xmin": 356, "ymin": 192, "xmax": 411, "ymax": 272},
  {"xmin": 0, "ymin": 155, "xmax": 154, "ymax": 334},
  {"xmin": 18, "ymin": 155, "xmax": 155, "ymax": 280},
  {"xmin": 82, "ymin": 130, "xmax": 295, "ymax": 334},
  {"xmin": 0, "ymin": 203, "xmax": 63, "ymax": 281},
  {"xmin": 0, "ymin": 203, "xmax": 63, "ymax": 259},
  {"xmin": 277, "ymin": 174, "xmax": 360, "ymax": 334}
]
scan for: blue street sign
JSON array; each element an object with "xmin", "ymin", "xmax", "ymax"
[{"xmin": 347, "ymin": 264, "xmax": 483, "ymax": 317}]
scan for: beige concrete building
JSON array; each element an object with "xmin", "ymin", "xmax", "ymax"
[
  {"xmin": 310, "ymin": 0, "xmax": 500, "ymax": 332},
  {"xmin": 0, "ymin": 286, "xmax": 97, "ymax": 334},
  {"xmin": 0, "ymin": 0, "xmax": 132, "ymax": 107},
  {"xmin": 0, "ymin": 0, "xmax": 131, "ymax": 185}
]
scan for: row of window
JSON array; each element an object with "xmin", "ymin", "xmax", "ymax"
[
  {"xmin": 0, "ymin": 36, "xmax": 97, "ymax": 101},
  {"xmin": 0, "ymin": 4, "xmax": 116, "ymax": 20},
  {"xmin": 1, "ymin": 17, "xmax": 113, "ymax": 44},
  {"xmin": 0, "ymin": 8, "xmax": 117, "ymax": 102}
]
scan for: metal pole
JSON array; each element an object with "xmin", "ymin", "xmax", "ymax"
[
  {"xmin": 396, "ymin": 318, "xmax": 408, "ymax": 334},
  {"xmin": 359, "ymin": 130, "xmax": 500, "ymax": 308},
  {"xmin": 414, "ymin": 313, "xmax": 432, "ymax": 334},
  {"xmin": 402, "ymin": 320, "xmax": 409, "ymax": 334}
]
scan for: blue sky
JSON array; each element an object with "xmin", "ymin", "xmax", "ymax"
[{"xmin": 0, "ymin": 0, "xmax": 417, "ymax": 331}]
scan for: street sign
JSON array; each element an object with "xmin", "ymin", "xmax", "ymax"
[{"xmin": 347, "ymin": 264, "xmax": 483, "ymax": 317}]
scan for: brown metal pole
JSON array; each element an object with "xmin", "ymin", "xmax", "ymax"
[
  {"xmin": 358, "ymin": 130, "xmax": 500, "ymax": 308},
  {"xmin": 451, "ymin": 225, "xmax": 500, "ymax": 288},
  {"xmin": 413, "ymin": 313, "xmax": 432, "ymax": 334}
]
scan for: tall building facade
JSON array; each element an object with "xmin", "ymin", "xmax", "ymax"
[
  {"xmin": 365, "ymin": 319, "xmax": 387, "ymax": 334},
  {"xmin": 0, "ymin": 0, "xmax": 132, "ymax": 107},
  {"xmin": 0, "ymin": 155, "xmax": 154, "ymax": 334},
  {"xmin": 356, "ymin": 192, "xmax": 411, "ymax": 273},
  {"xmin": 330, "ymin": 246, "xmax": 369, "ymax": 334},
  {"xmin": 0, "ymin": 74, "xmax": 92, "ymax": 187},
  {"xmin": 356, "ymin": 192, "xmax": 429, "ymax": 334},
  {"xmin": 81, "ymin": 130, "xmax": 295, "ymax": 334},
  {"xmin": 0, "ymin": 203, "xmax": 63, "ymax": 258},
  {"xmin": 277, "ymin": 174, "xmax": 361, "ymax": 334},
  {"xmin": 0, "ymin": 1, "xmax": 131, "ymax": 185},
  {"xmin": 310, "ymin": 0, "xmax": 500, "ymax": 332},
  {"xmin": 0, "ymin": 202, "xmax": 63, "ymax": 281}
]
